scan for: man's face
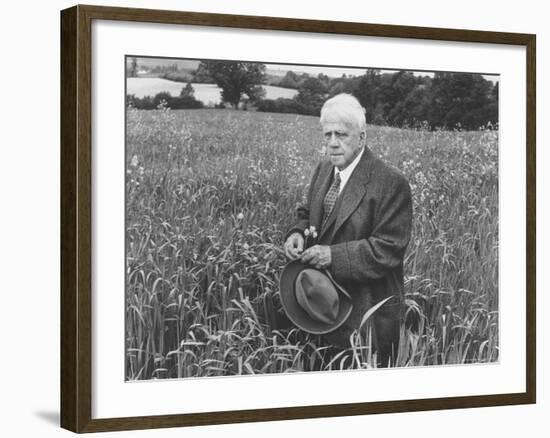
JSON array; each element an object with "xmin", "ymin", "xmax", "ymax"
[{"xmin": 321, "ymin": 114, "xmax": 365, "ymax": 170}]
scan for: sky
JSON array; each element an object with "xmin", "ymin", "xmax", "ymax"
[{"xmin": 128, "ymin": 57, "xmax": 499, "ymax": 83}]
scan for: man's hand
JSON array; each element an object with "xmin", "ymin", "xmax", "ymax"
[
  {"xmin": 284, "ymin": 232, "xmax": 305, "ymax": 260},
  {"xmin": 300, "ymin": 245, "xmax": 331, "ymax": 270}
]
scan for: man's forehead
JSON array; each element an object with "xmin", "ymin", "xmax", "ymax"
[{"xmin": 321, "ymin": 118, "xmax": 356, "ymax": 132}]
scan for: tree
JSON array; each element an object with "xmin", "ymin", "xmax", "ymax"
[
  {"xmin": 153, "ymin": 92, "xmax": 172, "ymax": 108},
  {"xmin": 490, "ymin": 82, "xmax": 499, "ymax": 124},
  {"xmin": 180, "ymin": 82, "xmax": 195, "ymax": 98},
  {"xmin": 317, "ymin": 73, "xmax": 331, "ymax": 91},
  {"xmin": 128, "ymin": 57, "xmax": 138, "ymax": 78},
  {"xmin": 390, "ymin": 83, "xmax": 431, "ymax": 127},
  {"xmin": 279, "ymin": 70, "xmax": 300, "ymax": 89},
  {"xmin": 329, "ymin": 81, "xmax": 346, "ymax": 97},
  {"xmin": 383, "ymin": 72, "xmax": 420, "ymax": 125},
  {"xmin": 198, "ymin": 61, "xmax": 266, "ymax": 108},
  {"xmin": 193, "ymin": 62, "xmax": 213, "ymax": 83},
  {"xmin": 356, "ymin": 69, "xmax": 381, "ymax": 123},
  {"xmin": 428, "ymin": 73, "xmax": 495, "ymax": 129},
  {"xmin": 294, "ymin": 76, "xmax": 328, "ymax": 114}
]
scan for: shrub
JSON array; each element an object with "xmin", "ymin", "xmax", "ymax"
[
  {"xmin": 256, "ymin": 98, "xmax": 318, "ymax": 116},
  {"xmin": 127, "ymin": 92, "xmax": 204, "ymax": 110}
]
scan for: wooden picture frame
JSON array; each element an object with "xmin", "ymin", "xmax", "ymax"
[{"xmin": 60, "ymin": 4, "xmax": 536, "ymax": 433}]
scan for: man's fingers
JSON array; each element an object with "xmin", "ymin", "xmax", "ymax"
[
  {"xmin": 284, "ymin": 242, "xmax": 295, "ymax": 260},
  {"xmin": 300, "ymin": 250, "xmax": 316, "ymax": 264},
  {"xmin": 284, "ymin": 235, "xmax": 308, "ymax": 261},
  {"xmin": 285, "ymin": 241, "xmax": 303, "ymax": 260},
  {"xmin": 286, "ymin": 241, "xmax": 328, "ymax": 267},
  {"xmin": 292, "ymin": 239, "xmax": 304, "ymax": 254},
  {"xmin": 287, "ymin": 249, "xmax": 297, "ymax": 260}
]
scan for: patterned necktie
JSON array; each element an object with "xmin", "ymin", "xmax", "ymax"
[{"xmin": 323, "ymin": 172, "xmax": 341, "ymax": 224}]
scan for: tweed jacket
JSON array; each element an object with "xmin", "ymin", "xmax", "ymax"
[{"xmin": 287, "ymin": 147, "xmax": 412, "ymax": 346}]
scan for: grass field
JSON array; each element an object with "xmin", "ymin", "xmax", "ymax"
[{"xmin": 125, "ymin": 107, "xmax": 499, "ymax": 380}]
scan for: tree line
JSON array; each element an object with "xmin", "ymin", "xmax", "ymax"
[
  {"xmin": 259, "ymin": 67, "xmax": 498, "ymax": 130},
  {"xmin": 127, "ymin": 60, "xmax": 498, "ymax": 130}
]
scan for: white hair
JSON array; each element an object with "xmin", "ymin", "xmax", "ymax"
[{"xmin": 320, "ymin": 93, "xmax": 366, "ymax": 132}]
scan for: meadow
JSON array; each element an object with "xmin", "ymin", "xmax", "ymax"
[{"xmin": 125, "ymin": 106, "xmax": 499, "ymax": 380}]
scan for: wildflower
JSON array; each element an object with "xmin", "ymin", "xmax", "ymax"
[
  {"xmin": 304, "ymin": 225, "xmax": 318, "ymax": 247},
  {"xmin": 237, "ymin": 212, "xmax": 244, "ymax": 220},
  {"xmin": 306, "ymin": 225, "xmax": 317, "ymax": 238},
  {"xmin": 130, "ymin": 155, "xmax": 139, "ymax": 167}
]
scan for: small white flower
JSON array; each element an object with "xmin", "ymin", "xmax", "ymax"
[
  {"xmin": 304, "ymin": 229, "xmax": 310, "ymax": 237},
  {"xmin": 312, "ymin": 231, "xmax": 318, "ymax": 239},
  {"xmin": 236, "ymin": 212, "xmax": 244, "ymax": 220},
  {"xmin": 130, "ymin": 155, "xmax": 139, "ymax": 167}
]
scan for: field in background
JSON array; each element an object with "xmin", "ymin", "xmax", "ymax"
[
  {"xmin": 127, "ymin": 78, "xmax": 298, "ymax": 105},
  {"xmin": 125, "ymin": 108, "xmax": 498, "ymax": 380}
]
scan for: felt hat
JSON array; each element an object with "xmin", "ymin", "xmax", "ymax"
[{"xmin": 279, "ymin": 260, "xmax": 353, "ymax": 335}]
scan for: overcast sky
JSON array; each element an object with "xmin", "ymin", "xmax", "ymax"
[{"xmin": 130, "ymin": 57, "xmax": 499, "ymax": 83}]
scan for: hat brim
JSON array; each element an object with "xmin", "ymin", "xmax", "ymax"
[{"xmin": 279, "ymin": 260, "xmax": 353, "ymax": 335}]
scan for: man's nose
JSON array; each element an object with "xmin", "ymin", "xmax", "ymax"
[{"xmin": 328, "ymin": 133, "xmax": 339, "ymax": 146}]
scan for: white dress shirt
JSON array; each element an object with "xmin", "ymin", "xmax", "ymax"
[{"xmin": 334, "ymin": 147, "xmax": 365, "ymax": 195}]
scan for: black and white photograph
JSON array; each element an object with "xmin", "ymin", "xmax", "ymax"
[
  {"xmin": 1, "ymin": 0, "xmax": 544, "ymax": 435},
  {"xmin": 125, "ymin": 56, "xmax": 499, "ymax": 380}
]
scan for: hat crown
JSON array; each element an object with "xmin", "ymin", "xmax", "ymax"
[
  {"xmin": 295, "ymin": 269, "xmax": 340, "ymax": 324},
  {"xmin": 279, "ymin": 260, "xmax": 353, "ymax": 335}
]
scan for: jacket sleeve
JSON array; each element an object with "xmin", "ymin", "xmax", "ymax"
[
  {"xmin": 329, "ymin": 174, "xmax": 412, "ymax": 283},
  {"xmin": 284, "ymin": 162, "xmax": 322, "ymax": 242}
]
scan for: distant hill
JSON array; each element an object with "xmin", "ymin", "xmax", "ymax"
[
  {"xmin": 127, "ymin": 58, "xmax": 306, "ymax": 77},
  {"xmin": 126, "ymin": 57, "xmax": 199, "ymax": 70},
  {"xmin": 126, "ymin": 58, "xmax": 351, "ymax": 81}
]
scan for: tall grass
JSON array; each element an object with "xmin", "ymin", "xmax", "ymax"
[{"xmin": 125, "ymin": 106, "xmax": 498, "ymax": 380}]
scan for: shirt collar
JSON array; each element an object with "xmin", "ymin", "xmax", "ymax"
[{"xmin": 334, "ymin": 147, "xmax": 365, "ymax": 184}]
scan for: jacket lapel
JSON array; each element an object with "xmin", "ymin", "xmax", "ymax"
[{"xmin": 319, "ymin": 147, "xmax": 374, "ymax": 241}]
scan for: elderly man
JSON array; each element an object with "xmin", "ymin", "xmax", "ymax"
[{"xmin": 283, "ymin": 93, "xmax": 412, "ymax": 367}]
